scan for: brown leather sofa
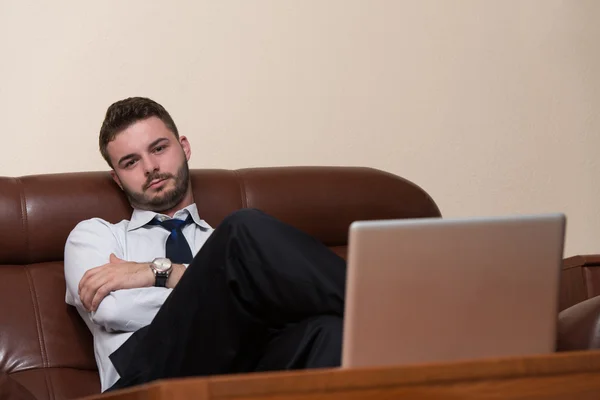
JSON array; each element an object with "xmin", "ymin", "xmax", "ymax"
[
  {"xmin": 2, "ymin": 166, "xmax": 599, "ymax": 400},
  {"xmin": 0, "ymin": 167, "xmax": 442, "ymax": 400}
]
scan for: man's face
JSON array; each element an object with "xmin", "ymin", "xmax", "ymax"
[{"xmin": 107, "ymin": 117, "xmax": 192, "ymax": 213}]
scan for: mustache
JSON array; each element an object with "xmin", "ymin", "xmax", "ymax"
[{"xmin": 143, "ymin": 173, "xmax": 174, "ymax": 190}]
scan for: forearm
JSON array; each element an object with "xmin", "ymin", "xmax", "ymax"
[
  {"xmin": 93, "ymin": 263, "xmax": 184, "ymax": 331},
  {"xmin": 92, "ymin": 288, "xmax": 171, "ymax": 332}
]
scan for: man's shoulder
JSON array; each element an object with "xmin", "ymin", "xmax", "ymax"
[{"xmin": 68, "ymin": 217, "xmax": 131, "ymax": 239}]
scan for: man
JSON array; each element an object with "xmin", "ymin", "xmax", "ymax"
[{"xmin": 64, "ymin": 97, "xmax": 346, "ymax": 392}]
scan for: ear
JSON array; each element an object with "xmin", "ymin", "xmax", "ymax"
[
  {"xmin": 110, "ymin": 170, "xmax": 124, "ymax": 190},
  {"xmin": 179, "ymin": 136, "xmax": 191, "ymax": 161}
]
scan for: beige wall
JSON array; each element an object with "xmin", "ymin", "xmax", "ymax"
[{"xmin": 1, "ymin": 1, "xmax": 598, "ymax": 257}]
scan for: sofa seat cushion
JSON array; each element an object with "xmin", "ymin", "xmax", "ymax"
[{"xmin": 0, "ymin": 372, "xmax": 36, "ymax": 400}]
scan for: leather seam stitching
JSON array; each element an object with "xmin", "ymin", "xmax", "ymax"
[
  {"xmin": 24, "ymin": 266, "xmax": 52, "ymax": 399},
  {"xmin": 15, "ymin": 177, "xmax": 29, "ymax": 264},
  {"xmin": 46, "ymin": 369, "xmax": 56, "ymax": 400},
  {"xmin": 233, "ymin": 170, "xmax": 248, "ymax": 208}
]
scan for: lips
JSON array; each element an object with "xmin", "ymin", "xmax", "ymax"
[{"xmin": 147, "ymin": 178, "xmax": 166, "ymax": 189}]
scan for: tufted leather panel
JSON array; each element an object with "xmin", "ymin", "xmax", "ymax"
[
  {"xmin": 189, "ymin": 170, "xmax": 244, "ymax": 227},
  {"xmin": 0, "ymin": 265, "xmax": 43, "ymax": 373},
  {"xmin": 10, "ymin": 368, "xmax": 100, "ymax": 400},
  {"xmin": 19, "ymin": 173, "xmax": 132, "ymax": 265},
  {"xmin": 27, "ymin": 262, "xmax": 96, "ymax": 370}
]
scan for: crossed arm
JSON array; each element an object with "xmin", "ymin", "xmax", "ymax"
[{"xmin": 64, "ymin": 219, "xmax": 186, "ymax": 332}]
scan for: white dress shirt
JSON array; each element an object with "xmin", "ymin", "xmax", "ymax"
[{"xmin": 64, "ymin": 204, "xmax": 214, "ymax": 392}]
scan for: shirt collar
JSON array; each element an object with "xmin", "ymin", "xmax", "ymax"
[{"xmin": 127, "ymin": 203, "xmax": 212, "ymax": 232}]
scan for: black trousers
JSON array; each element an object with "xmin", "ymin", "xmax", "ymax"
[{"xmin": 107, "ymin": 209, "xmax": 347, "ymax": 391}]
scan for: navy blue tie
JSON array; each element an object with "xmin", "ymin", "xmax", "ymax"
[{"xmin": 148, "ymin": 215, "xmax": 194, "ymax": 264}]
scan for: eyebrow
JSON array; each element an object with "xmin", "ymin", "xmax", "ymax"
[{"xmin": 117, "ymin": 137, "xmax": 170, "ymax": 167}]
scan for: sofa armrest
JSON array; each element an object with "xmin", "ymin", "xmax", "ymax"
[
  {"xmin": 557, "ymin": 295, "xmax": 600, "ymax": 351},
  {"xmin": 560, "ymin": 254, "xmax": 600, "ymax": 311},
  {"xmin": 563, "ymin": 254, "xmax": 600, "ymax": 271}
]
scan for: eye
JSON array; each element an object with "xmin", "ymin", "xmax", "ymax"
[
  {"xmin": 153, "ymin": 145, "xmax": 166, "ymax": 153},
  {"xmin": 124, "ymin": 159, "xmax": 137, "ymax": 168}
]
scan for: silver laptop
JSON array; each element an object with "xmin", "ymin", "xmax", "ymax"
[{"xmin": 341, "ymin": 213, "xmax": 566, "ymax": 369}]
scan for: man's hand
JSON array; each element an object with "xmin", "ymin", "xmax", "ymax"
[{"xmin": 78, "ymin": 254, "xmax": 154, "ymax": 312}]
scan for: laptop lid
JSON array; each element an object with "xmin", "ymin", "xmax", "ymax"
[{"xmin": 341, "ymin": 213, "xmax": 566, "ymax": 368}]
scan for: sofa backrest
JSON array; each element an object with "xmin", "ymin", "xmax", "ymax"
[{"xmin": 0, "ymin": 167, "xmax": 440, "ymax": 400}]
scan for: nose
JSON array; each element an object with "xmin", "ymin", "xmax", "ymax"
[{"xmin": 142, "ymin": 155, "xmax": 159, "ymax": 176}]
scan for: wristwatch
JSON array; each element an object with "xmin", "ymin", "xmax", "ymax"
[{"xmin": 150, "ymin": 257, "xmax": 172, "ymax": 287}]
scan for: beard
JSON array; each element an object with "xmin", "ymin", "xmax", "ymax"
[{"xmin": 122, "ymin": 160, "xmax": 190, "ymax": 213}]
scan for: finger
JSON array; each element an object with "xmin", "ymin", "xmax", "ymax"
[
  {"xmin": 81, "ymin": 280, "xmax": 98, "ymax": 312},
  {"xmin": 80, "ymin": 286, "xmax": 91, "ymax": 312},
  {"xmin": 78, "ymin": 264, "xmax": 105, "ymax": 294},
  {"xmin": 82, "ymin": 270, "xmax": 111, "ymax": 311},
  {"xmin": 91, "ymin": 282, "xmax": 114, "ymax": 312},
  {"xmin": 79, "ymin": 270, "xmax": 93, "ymax": 295}
]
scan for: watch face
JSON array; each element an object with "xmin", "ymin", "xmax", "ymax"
[{"xmin": 153, "ymin": 258, "xmax": 172, "ymax": 272}]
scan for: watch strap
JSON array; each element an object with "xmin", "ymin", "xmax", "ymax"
[{"xmin": 155, "ymin": 273, "xmax": 168, "ymax": 287}]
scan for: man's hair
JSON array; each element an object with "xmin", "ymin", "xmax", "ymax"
[{"xmin": 99, "ymin": 97, "xmax": 179, "ymax": 168}]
